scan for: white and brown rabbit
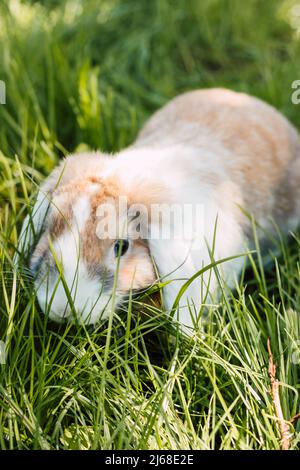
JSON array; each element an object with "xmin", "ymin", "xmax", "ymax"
[{"xmin": 17, "ymin": 88, "xmax": 300, "ymax": 333}]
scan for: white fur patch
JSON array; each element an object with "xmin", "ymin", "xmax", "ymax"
[{"xmin": 72, "ymin": 196, "xmax": 91, "ymax": 232}]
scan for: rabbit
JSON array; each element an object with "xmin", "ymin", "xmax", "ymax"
[{"xmin": 17, "ymin": 88, "xmax": 300, "ymax": 333}]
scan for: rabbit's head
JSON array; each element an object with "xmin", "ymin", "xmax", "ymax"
[{"xmin": 27, "ymin": 175, "xmax": 156, "ymax": 324}]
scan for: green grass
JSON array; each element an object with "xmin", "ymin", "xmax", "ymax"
[{"xmin": 0, "ymin": 0, "xmax": 300, "ymax": 450}]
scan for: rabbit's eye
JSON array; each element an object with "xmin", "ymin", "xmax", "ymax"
[{"xmin": 114, "ymin": 239, "xmax": 129, "ymax": 257}]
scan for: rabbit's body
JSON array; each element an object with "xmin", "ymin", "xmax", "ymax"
[
  {"xmin": 134, "ymin": 88, "xmax": 300, "ymax": 232},
  {"xmin": 19, "ymin": 88, "xmax": 300, "ymax": 332}
]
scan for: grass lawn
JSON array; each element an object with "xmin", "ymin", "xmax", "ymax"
[{"xmin": 0, "ymin": 0, "xmax": 300, "ymax": 450}]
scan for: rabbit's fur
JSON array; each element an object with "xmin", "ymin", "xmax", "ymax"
[{"xmin": 18, "ymin": 88, "xmax": 300, "ymax": 332}]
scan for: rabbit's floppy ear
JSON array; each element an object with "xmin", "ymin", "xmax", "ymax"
[
  {"xmin": 16, "ymin": 191, "xmax": 51, "ymax": 264},
  {"xmin": 14, "ymin": 162, "xmax": 66, "ymax": 265}
]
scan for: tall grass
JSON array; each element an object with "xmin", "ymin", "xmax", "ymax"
[{"xmin": 0, "ymin": 0, "xmax": 299, "ymax": 449}]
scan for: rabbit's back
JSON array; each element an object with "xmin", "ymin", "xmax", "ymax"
[{"xmin": 134, "ymin": 88, "xmax": 300, "ymax": 232}]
